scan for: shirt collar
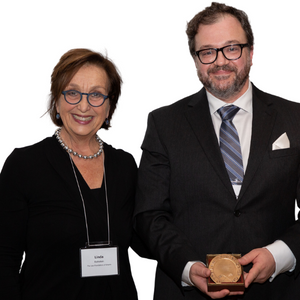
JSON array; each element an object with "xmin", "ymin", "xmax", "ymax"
[{"xmin": 207, "ymin": 81, "xmax": 253, "ymax": 115}]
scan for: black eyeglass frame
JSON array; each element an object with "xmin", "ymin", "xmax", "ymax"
[
  {"xmin": 61, "ymin": 90, "xmax": 109, "ymax": 107},
  {"xmin": 194, "ymin": 43, "xmax": 249, "ymax": 65}
]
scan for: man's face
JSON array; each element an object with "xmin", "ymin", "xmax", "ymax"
[{"xmin": 194, "ymin": 15, "xmax": 253, "ymax": 103}]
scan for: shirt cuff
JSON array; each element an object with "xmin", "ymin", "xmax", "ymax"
[
  {"xmin": 181, "ymin": 261, "xmax": 206, "ymax": 286},
  {"xmin": 265, "ymin": 240, "xmax": 296, "ymax": 282}
]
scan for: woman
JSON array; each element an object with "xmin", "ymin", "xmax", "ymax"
[{"xmin": 0, "ymin": 49, "xmax": 145, "ymax": 299}]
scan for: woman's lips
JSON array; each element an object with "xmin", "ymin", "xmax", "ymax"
[{"xmin": 72, "ymin": 114, "xmax": 93, "ymax": 123}]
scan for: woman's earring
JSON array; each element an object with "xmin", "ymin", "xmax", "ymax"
[
  {"xmin": 105, "ymin": 118, "xmax": 109, "ymax": 125},
  {"xmin": 56, "ymin": 113, "xmax": 60, "ymax": 120}
]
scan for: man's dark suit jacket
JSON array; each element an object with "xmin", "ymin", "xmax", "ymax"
[
  {"xmin": 0, "ymin": 136, "xmax": 145, "ymax": 300},
  {"xmin": 135, "ymin": 84, "xmax": 300, "ymax": 299}
]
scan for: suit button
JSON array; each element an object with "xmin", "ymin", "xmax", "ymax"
[{"xmin": 234, "ymin": 210, "xmax": 241, "ymax": 217}]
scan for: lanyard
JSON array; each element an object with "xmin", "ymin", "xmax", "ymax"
[{"xmin": 69, "ymin": 154, "xmax": 111, "ymax": 247}]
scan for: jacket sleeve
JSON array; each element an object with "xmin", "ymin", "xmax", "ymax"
[
  {"xmin": 280, "ymin": 167, "xmax": 300, "ymax": 277},
  {"xmin": 134, "ymin": 112, "xmax": 199, "ymax": 288},
  {"xmin": 0, "ymin": 150, "xmax": 27, "ymax": 299}
]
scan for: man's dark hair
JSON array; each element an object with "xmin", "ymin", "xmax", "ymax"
[{"xmin": 186, "ymin": 2, "xmax": 254, "ymax": 55}]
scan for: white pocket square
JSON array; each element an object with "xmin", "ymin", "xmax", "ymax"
[{"xmin": 272, "ymin": 132, "xmax": 290, "ymax": 150}]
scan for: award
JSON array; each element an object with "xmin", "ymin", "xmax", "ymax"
[{"xmin": 207, "ymin": 254, "xmax": 245, "ymax": 292}]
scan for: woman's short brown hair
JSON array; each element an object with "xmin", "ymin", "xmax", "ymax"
[
  {"xmin": 48, "ymin": 48, "xmax": 122, "ymax": 129},
  {"xmin": 186, "ymin": 2, "xmax": 254, "ymax": 56}
]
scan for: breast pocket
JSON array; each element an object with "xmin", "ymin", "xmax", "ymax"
[{"xmin": 269, "ymin": 147, "xmax": 299, "ymax": 159}]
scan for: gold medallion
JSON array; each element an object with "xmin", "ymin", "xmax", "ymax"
[{"xmin": 208, "ymin": 254, "xmax": 242, "ymax": 284}]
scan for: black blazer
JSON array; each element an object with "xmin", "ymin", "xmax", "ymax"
[
  {"xmin": 135, "ymin": 84, "xmax": 300, "ymax": 300},
  {"xmin": 0, "ymin": 135, "xmax": 143, "ymax": 300}
]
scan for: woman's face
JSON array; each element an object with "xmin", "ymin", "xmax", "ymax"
[{"xmin": 56, "ymin": 64, "xmax": 110, "ymax": 140}]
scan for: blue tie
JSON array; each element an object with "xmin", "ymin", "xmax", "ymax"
[{"xmin": 218, "ymin": 105, "xmax": 244, "ymax": 185}]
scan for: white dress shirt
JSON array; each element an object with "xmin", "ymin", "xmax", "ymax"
[
  {"xmin": 208, "ymin": 82, "xmax": 252, "ymax": 197},
  {"xmin": 182, "ymin": 82, "xmax": 296, "ymax": 286}
]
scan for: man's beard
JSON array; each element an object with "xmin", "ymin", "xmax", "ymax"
[{"xmin": 197, "ymin": 58, "xmax": 251, "ymax": 101}]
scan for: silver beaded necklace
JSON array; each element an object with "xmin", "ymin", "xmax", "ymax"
[{"xmin": 55, "ymin": 128, "xmax": 104, "ymax": 159}]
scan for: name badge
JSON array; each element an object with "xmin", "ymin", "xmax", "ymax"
[{"xmin": 80, "ymin": 246, "xmax": 119, "ymax": 277}]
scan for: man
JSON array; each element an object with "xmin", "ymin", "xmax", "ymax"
[{"xmin": 135, "ymin": 2, "xmax": 300, "ymax": 300}]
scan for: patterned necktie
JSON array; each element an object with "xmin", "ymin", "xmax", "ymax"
[{"xmin": 218, "ymin": 105, "xmax": 244, "ymax": 185}]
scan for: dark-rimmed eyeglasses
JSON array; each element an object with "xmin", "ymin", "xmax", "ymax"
[
  {"xmin": 194, "ymin": 43, "xmax": 249, "ymax": 65},
  {"xmin": 61, "ymin": 90, "xmax": 109, "ymax": 107}
]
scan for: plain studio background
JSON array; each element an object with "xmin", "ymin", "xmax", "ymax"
[{"xmin": 1, "ymin": 0, "xmax": 299, "ymax": 299}]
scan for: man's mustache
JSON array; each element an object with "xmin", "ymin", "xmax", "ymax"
[{"xmin": 208, "ymin": 64, "xmax": 237, "ymax": 74}]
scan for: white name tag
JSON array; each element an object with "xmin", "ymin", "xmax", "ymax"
[{"xmin": 80, "ymin": 246, "xmax": 119, "ymax": 277}]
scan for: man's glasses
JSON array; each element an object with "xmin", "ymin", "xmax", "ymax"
[
  {"xmin": 194, "ymin": 43, "xmax": 249, "ymax": 65},
  {"xmin": 61, "ymin": 90, "xmax": 109, "ymax": 107}
]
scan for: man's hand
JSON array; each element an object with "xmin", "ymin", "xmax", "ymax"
[
  {"xmin": 190, "ymin": 262, "xmax": 244, "ymax": 299},
  {"xmin": 239, "ymin": 248, "xmax": 275, "ymax": 288}
]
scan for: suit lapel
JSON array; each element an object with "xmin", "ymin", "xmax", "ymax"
[
  {"xmin": 184, "ymin": 89, "xmax": 235, "ymax": 196},
  {"xmin": 184, "ymin": 86, "xmax": 277, "ymax": 200},
  {"xmin": 44, "ymin": 136, "xmax": 83, "ymax": 204},
  {"xmin": 238, "ymin": 85, "xmax": 277, "ymax": 200},
  {"xmin": 102, "ymin": 145, "xmax": 116, "ymax": 226},
  {"xmin": 45, "ymin": 136, "xmax": 114, "ymax": 201}
]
